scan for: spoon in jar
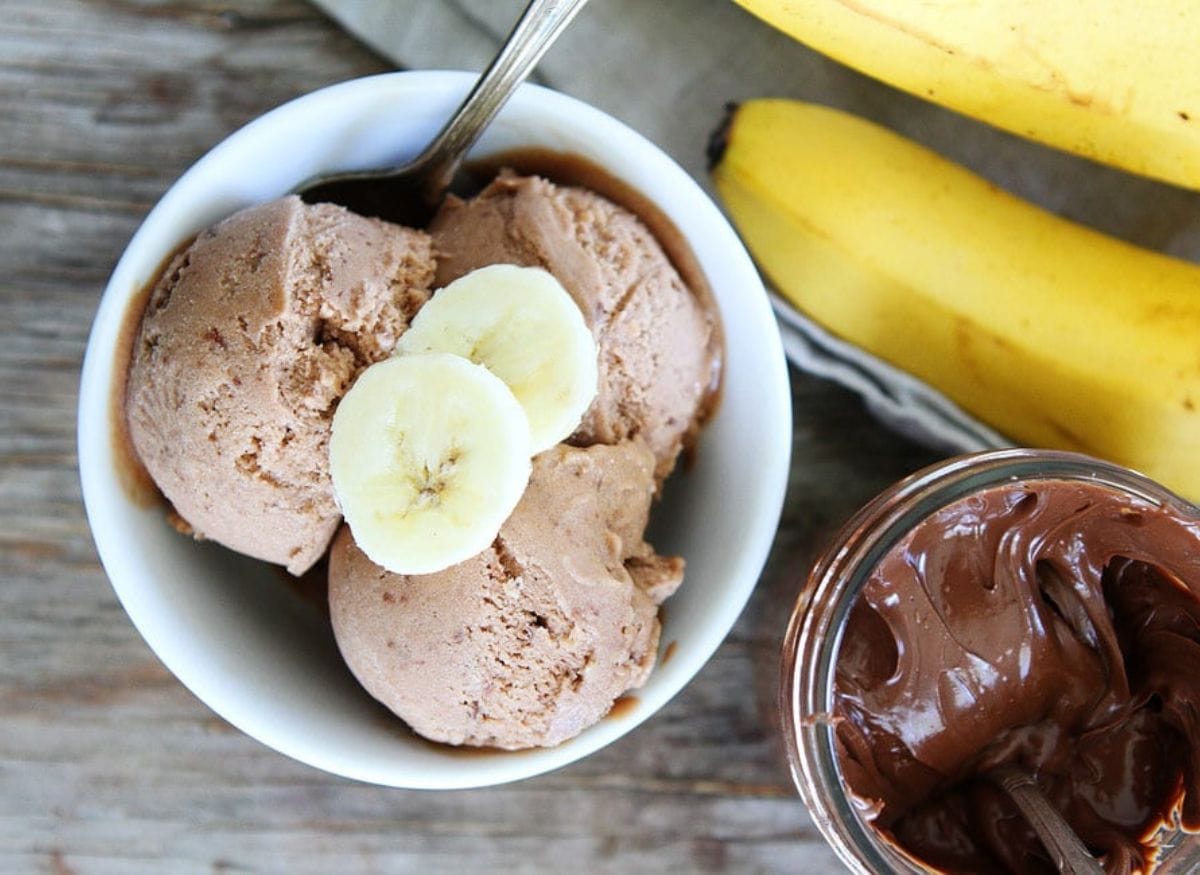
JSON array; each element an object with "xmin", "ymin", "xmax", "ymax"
[
  {"xmin": 988, "ymin": 765, "xmax": 1105, "ymax": 875},
  {"xmin": 297, "ymin": 0, "xmax": 589, "ymax": 226}
]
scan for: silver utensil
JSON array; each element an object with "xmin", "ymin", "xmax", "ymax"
[
  {"xmin": 299, "ymin": 0, "xmax": 589, "ymax": 225},
  {"xmin": 988, "ymin": 765, "xmax": 1104, "ymax": 875}
]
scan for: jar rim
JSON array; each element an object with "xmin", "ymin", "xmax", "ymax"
[{"xmin": 778, "ymin": 448, "xmax": 1198, "ymax": 873}]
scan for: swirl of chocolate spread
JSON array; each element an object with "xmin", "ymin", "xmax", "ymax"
[{"xmin": 834, "ymin": 479, "xmax": 1200, "ymax": 874}]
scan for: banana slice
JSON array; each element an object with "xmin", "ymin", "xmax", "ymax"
[
  {"xmin": 395, "ymin": 264, "xmax": 598, "ymax": 453},
  {"xmin": 329, "ymin": 352, "xmax": 532, "ymax": 576}
]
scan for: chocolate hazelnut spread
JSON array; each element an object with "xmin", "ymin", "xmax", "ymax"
[{"xmin": 833, "ymin": 479, "xmax": 1200, "ymax": 874}]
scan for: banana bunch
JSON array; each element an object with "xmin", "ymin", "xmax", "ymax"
[
  {"xmin": 712, "ymin": 99, "xmax": 1200, "ymax": 500},
  {"xmin": 736, "ymin": 0, "xmax": 1200, "ymax": 190},
  {"xmin": 330, "ymin": 265, "xmax": 598, "ymax": 575}
]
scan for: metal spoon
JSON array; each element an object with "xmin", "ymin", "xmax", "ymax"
[
  {"xmin": 988, "ymin": 765, "xmax": 1105, "ymax": 875},
  {"xmin": 297, "ymin": 0, "xmax": 590, "ymax": 226}
]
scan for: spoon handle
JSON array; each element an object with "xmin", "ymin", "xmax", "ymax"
[
  {"xmin": 988, "ymin": 766, "xmax": 1105, "ymax": 875},
  {"xmin": 414, "ymin": 0, "xmax": 591, "ymax": 205}
]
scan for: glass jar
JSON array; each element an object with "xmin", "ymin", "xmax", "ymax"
[{"xmin": 780, "ymin": 448, "xmax": 1200, "ymax": 874}]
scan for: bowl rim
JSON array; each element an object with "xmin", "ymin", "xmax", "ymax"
[{"xmin": 77, "ymin": 69, "xmax": 793, "ymax": 788}]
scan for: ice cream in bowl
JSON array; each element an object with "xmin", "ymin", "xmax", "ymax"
[{"xmin": 77, "ymin": 71, "xmax": 791, "ymax": 788}]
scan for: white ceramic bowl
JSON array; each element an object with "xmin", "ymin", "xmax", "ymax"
[{"xmin": 78, "ymin": 71, "xmax": 791, "ymax": 789}]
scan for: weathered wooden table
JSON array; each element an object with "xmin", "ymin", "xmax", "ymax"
[{"xmin": 6, "ymin": 1, "xmax": 1195, "ymax": 872}]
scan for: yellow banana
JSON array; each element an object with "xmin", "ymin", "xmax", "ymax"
[
  {"xmin": 736, "ymin": 0, "xmax": 1200, "ymax": 190},
  {"xmin": 711, "ymin": 99, "xmax": 1200, "ymax": 500}
]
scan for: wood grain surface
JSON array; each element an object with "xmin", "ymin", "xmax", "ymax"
[{"xmin": 14, "ymin": 0, "xmax": 1185, "ymax": 872}]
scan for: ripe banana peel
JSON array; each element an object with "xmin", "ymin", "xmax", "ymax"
[
  {"xmin": 711, "ymin": 99, "xmax": 1200, "ymax": 500},
  {"xmin": 736, "ymin": 0, "xmax": 1200, "ymax": 190}
]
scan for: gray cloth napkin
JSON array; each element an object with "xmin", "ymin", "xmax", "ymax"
[{"xmin": 312, "ymin": 0, "xmax": 1200, "ymax": 454}]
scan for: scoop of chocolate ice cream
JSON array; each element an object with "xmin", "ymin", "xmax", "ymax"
[
  {"xmin": 430, "ymin": 172, "xmax": 717, "ymax": 483},
  {"xmin": 328, "ymin": 440, "xmax": 684, "ymax": 750},
  {"xmin": 126, "ymin": 195, "xmax": 434, "ymax": 574}
]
